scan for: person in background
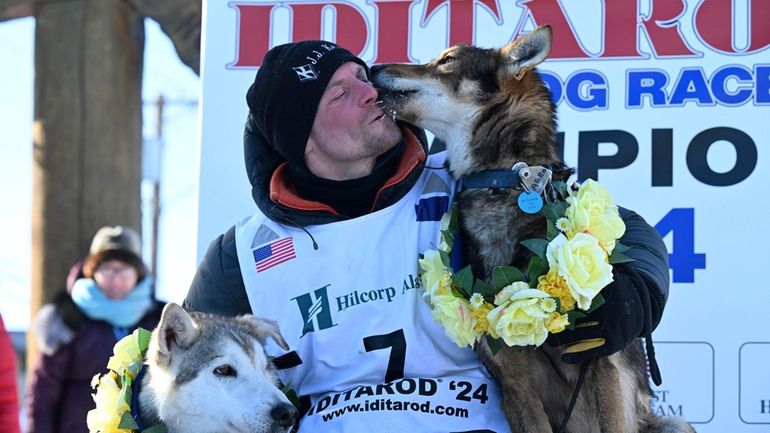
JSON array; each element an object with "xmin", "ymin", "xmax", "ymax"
[
  {"xmin": 0, "ymin": 313, "xmax": 21, "ymax": 433},
  {"xmin": 26, "ymin": 226, "xmax": 164, "ymax": 433}
]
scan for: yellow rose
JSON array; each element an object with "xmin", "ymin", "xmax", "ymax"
[
  {"xmin": 431, "ymin": 294, "xmax": 480, "ymax": 348},
  {"xmin": 87, "ymin": 373, "xmax": 132, "ymax": 433},
  {"xmin": 486, "ymin": 287, "xmax": 551, "ymax": 347},
  {"xmin": 565, "ymin": 179, "xmax": 625, "ymax": 253},
  {"xmin": 546, "ymin": 233, "xmax": 614, "ymax": 311},
  {"xmin": 419, "ymin": 250, "xmax": 452, "ymax": 299},
  {"xmin": 439, "ymin": 209, "xmax": 452, "ymax": 232},
  {"xmin": 106, "ymin": 331, "xmax": 144, "ymax": 374},
  {"xmin": 418, "ymin": 249, "xmax": 443, "ymax": 279},
  {"xmin": 537, "ymin": 268, "xmax": 576, "ymax": 312},
  {"xmin": 545, "ymin": 312, "xmax": 570, "ymax": 333},
  {"xmin": 493, "ymin": 281, "xmax": 531, "ymax": 306},
  {"xmin": 471, "ymin": 302, "xmax": 493, "ymax": 334}
]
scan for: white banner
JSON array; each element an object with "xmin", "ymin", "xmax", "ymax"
[{"xmin": 197, "ymin": 1, "xmax": 770, "ymax": 431}]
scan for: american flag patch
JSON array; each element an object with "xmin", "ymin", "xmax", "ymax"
[{"xmin": 253, "ymin": 237, "xmax": 296, "ymax": 272}]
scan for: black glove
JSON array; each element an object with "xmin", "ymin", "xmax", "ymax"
[{"xmin": 547, "ymin": 264, "xmax": 644, "ymax": 364}]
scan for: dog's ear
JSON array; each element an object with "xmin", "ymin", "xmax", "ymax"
[
  {"xmin": 152, "ymin": 303, "xmax": 201, "ymax": 366},
  {"xmin": 236, "ymin": 315, "xmax": 290, "ymax": 351},
  {"xmin": 499, "ymin": 24, "xmax": 552, "ymax": 80}
]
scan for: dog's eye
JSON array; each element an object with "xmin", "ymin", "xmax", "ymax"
[
  {"xmin": 437, "ymin": 55, "xmax": 455, "ymax": 66},
  {"xmin": 213, "ymin": 364, "xmax": 237, "ymax": 377}
]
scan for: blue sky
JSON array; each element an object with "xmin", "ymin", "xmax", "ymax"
[{"xmin": 0, "ymin": 17, "xmax": 201, "ymax": 331}]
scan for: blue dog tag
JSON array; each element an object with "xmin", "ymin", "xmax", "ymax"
[{"xmin": 518, "ymin": 191, "xmax": 543, "ymax": 214}]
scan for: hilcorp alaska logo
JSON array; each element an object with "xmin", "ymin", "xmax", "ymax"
[
  {"xmin": 292, "ymin": 285, "xmax": 336, "ymax": 336},
  {"xmin": 229, "ymin": 0, "xmax": 770, "ymax": 67},
  {"xmin": 292, "ymin": 275, "xmax": 422, "ymax": 336}
]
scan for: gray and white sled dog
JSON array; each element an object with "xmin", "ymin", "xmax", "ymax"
[
  {"xmin": 373, "ymin": 25, "xmax": 695, "ymax": 433},
  {"xmin": 136, "ymin": 303, "xmax": 297, "ymax": 433}
]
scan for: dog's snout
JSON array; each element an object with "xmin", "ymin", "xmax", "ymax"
[
  {"xmin": 270, "ymin": 402, "xmax": 297, "ymax": 428},
  {"xmin": 370, "ymin": 64, "xmax": 386, "ymax": 76}
]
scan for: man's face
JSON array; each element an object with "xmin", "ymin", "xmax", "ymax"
[{"xmin": 305, "ymin": 62, "xmax": 402, "ymax": 180}]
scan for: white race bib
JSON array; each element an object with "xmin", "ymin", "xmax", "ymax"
[{"xmin": 235, "ymin": 154, "xmax": 509, "ymax": 432}]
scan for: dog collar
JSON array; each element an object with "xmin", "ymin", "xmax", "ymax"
[
  {"xmin": 131, "ymin": 365, "xmax": 147, "ymax": 431},
  {"xmin": 460, "ymin": 162, "xmax": 574, "ymax": 191},
  {"xmin": 131, "ymin": 365, "xmax": 166, "ymax": 433},
  {"xmin": 461, "ymin": 162, "xmax": 551, "ymax": 191},
  {"xmin": 460, "ymin": 169, "xmax": 523, "ymax": 190}
]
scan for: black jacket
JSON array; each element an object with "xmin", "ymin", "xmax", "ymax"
[
  {"xmin": 27, "ymin": 290, "xmax": 164, "ymax": 433},
  {"xmin": 184, "ymin": 116, "xmax": 670, "ymax": 335},
  {"xmin": 184, "ymin": 115, "xmax": 430, "ymax": 315}
]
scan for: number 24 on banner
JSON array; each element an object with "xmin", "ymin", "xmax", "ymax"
[{"xmin": 654, "ymin": 208, "xmax": 706, "ymax": 284}]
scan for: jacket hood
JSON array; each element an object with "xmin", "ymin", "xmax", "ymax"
[{"xmin": 243, "ymin": 113, "xmax": 429, "ymax": 226}]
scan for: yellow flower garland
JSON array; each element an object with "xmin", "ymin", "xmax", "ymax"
[
  {"xmin": 419, "ymin": 179, "xmax": 629, "ymax": 350},
  {"xmin": 87, "ymin": 328, "xmax": 165, "ymax": 433}
]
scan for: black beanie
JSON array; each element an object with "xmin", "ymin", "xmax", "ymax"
[{"xmin": 246, "ymin": 41, "xmax": 369, "ymax": 166}]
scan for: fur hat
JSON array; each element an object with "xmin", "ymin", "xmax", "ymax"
[
  {"xmin": 89, "ymin": 226, "xmax": 141, "ymax": 256},
  {"xmin": 83, "ymin": 226, "xmax": 146, "ymax": 280},
  {"xmin": 246, "ymin": 41, "xmax": 368, "ymax": 166}
]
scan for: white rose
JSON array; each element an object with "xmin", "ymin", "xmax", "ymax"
[{"xmin": 546, "ymin": 233, "xmax": 614, "ymax": 310}]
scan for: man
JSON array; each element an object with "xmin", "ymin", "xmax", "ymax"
[{"xmin": 184, "ymin": 41, "xmax": 669, "ymax": 432}]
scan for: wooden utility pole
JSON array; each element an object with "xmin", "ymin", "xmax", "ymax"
[
  {"xmin": 151, "ymin": 95, "xmax": 164, "ymax": 279},
  {"xmin": 31, "ymin": 0, "xmax": 145, "ymax": 371},
  {"xmin": 0, "ymin": 0, "xmax": 201, "ymax": 371}
]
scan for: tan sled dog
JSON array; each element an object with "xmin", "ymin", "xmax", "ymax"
[{"xmin": 373, "ymin": 26, "xmax": 694, "ymax": 433}]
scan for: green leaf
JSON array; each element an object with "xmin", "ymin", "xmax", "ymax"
[
  {"xmin": 439, "ymin": 249, "xmax": 450, "ymax": 268},
  {"xmin": 492, "ymin": 266, "xmax": 525, "ymax": 290},
  {"xmin": 608, "ymin": 250, "xmax": 634, "ymax": 264},
  {"xmin": 472, "ymin": 278, "xmax": 497, "ymax": 298},
  {"xmin": 543, "ymin": 203, "xmax": 558, "ymax": 223},
  {"xmin": 283, "ymin": 385, "xmax": 301, "ymax": 409},
  {"xmin": 118, "ymin": 375, "xmax": 133, "ymax": 405},
  {"xmin": 135, "ymin": 327, "xmax": 152, "ymax": 355},
  {"xmin": 585, "ymin": 293, "xmax": 606, "ymax": 314},
  {"xmin": 486, "ymin": 335, "xmax": 502, "ymax": 356},
  {"xmin": 452, "ymin": 265, "xmax": 475, "ymax": 294},
  {"xmin": 442, "ymin": 230, "xmax": 455, "ymax": 250},
  {"xmin": 613, "ymin": 241, "xmax": 630, "ymax": 253},
  {"xmin": 527, "ymin": 257, "xmax": 549, "ymax": 288},
  {"xmin": 543, "ymin": 202, "xmax": 567, "ymax": 224},
  {"xmin": 566, "ymin": 310, "xmax": 588, "ymax": 330},
  {"xmin": 521, "ymin": 238, "xmax": 549, "ymax": 260},
  {"xmin": 142, "ymin": 424, "xmax": 167, "ymax": 433},
  {"xmin": 546, "ymin": 218, "xmax": 558, "ymax": 240},
  {"xmin": 118, "ymin": 410, "xmax": 139, "ymax": 430},
  {"xmin": 126, "ymin": 360, "xmax": 144, "ymax": 378},
  {"xmin": 447, "ymin": 205, "xmax": 460, "ymax": 235},
  {"xmin": 552, "ymin": 180, "xmax": 569, "ymax": 199}
]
